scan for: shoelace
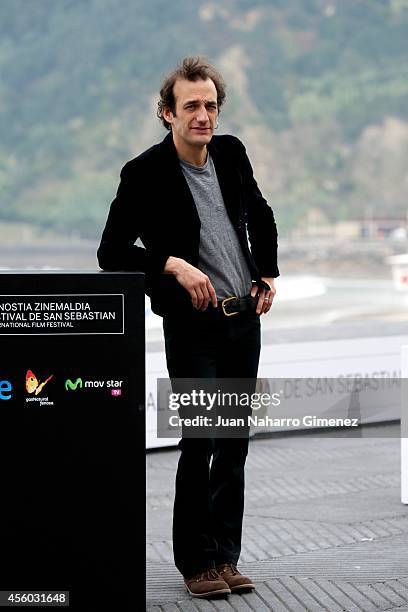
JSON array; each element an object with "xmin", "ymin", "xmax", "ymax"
[
  {"xmin": 220, "ymin": 563, "xmax": 239, "ymax": 576},
  {"xmin": 196, "ymin": 568, "xmax": 220, "ymax": 582}
]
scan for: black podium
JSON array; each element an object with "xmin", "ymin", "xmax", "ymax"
[{"xmin": 0, "ymin": 271, "xmax": 145, "ymax": 610}]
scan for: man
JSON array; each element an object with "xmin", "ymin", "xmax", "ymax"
[{"xmin": 97, "ymin": 57, "xmax": 279, "ymax": 599}]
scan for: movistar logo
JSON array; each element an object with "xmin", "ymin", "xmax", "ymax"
[{"xmin": 65, "ymin": 378, "xmax": 83, "ymax": 391}]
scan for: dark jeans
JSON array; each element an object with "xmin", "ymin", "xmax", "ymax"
[{"xmin": 163, "ymin": 308, "xmax": 261, "ymax": 579}]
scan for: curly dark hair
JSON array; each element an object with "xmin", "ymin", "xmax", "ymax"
[{"xmin": 157, "ymin": 56, "xmax": 226, "ymax": 130}]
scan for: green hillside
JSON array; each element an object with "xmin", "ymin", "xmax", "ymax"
[{"xmin": 1, "ymin": 0, "xmax": 408, "ymax": 237}]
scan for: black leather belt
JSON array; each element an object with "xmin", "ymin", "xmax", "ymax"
[{"xmin": 218, "ymin": 294, "xmax": 258, "ymax": 317}]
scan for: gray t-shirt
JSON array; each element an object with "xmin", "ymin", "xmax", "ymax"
[{"xmin": 179, "ymin": 154, "xmax": 252, "ymax": 299}]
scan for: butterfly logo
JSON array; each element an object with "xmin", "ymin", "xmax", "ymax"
[{"xmin": 25, "ymin": 370, "xmax": 54, "ymax": 395}]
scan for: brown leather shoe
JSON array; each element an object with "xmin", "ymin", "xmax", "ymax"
[
  {"xmin": 216, "ymin": 563, "xmax": 255, "ymax": 592},
  {"xmin": 184, "ymin": 568, "xmax": 231, "ymax": 598}
]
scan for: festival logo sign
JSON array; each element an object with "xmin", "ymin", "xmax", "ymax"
[
  {"xmin": 25, "ymin": 369, "xmax": 54, "ymax": 406},
  {"xmin": 0, "ymin": 294, "xmax": 124, "ymax": 335},
  {"xmin": 65, "ymin": 378, "xmax": 83, "ymax": 391},
  {"xmin": 0, "ymin": 379, "xmax": 12, "ymax": 400},
  {"xmin": 64, "ymin": 376, "xmax": 123, "ymax": 396}
]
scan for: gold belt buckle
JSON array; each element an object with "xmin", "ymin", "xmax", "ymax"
[{"xmin": 221, "ymin": 296, "xmax": 239, "ymax": 317}]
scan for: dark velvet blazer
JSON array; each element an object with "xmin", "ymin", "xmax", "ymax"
[{"xmin": 97, "ymin": 132, "xmax": 279, "ymax": 316}]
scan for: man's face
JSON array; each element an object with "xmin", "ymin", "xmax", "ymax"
[{"xmin": 164, "ymin": 78, "xmax": 218, "ymax": 149}]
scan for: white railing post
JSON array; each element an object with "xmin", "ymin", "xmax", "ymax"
[{"xmin": 401, "ymin": 346, "xmax": 408, "ymax": 504}]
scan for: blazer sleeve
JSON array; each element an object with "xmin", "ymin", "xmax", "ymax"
[
  {"xmin": 235, "ymin": 138, "xmax": 280, "ymax": 278},
  {"xmin": 97, "ymin": 161, "xmax": 169, "ymax": 274}
]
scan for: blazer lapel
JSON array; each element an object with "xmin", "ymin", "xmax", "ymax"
[{"xmin": 159, "ymin": 133, "xmax": 200, "ymax": 227}]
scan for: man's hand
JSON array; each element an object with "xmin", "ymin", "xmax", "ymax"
[
  {"xmin": 250, "ymin": 277, "xmax": 276, "ymax": 315},
  {"xmin": 164, "ymin": 256, "xmax": 218, "ymax": 311}
]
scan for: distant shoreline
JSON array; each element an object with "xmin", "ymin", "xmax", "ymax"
[{"xmin": 0, "ymin": 239, "xmax": 399, "ymax": 279}]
